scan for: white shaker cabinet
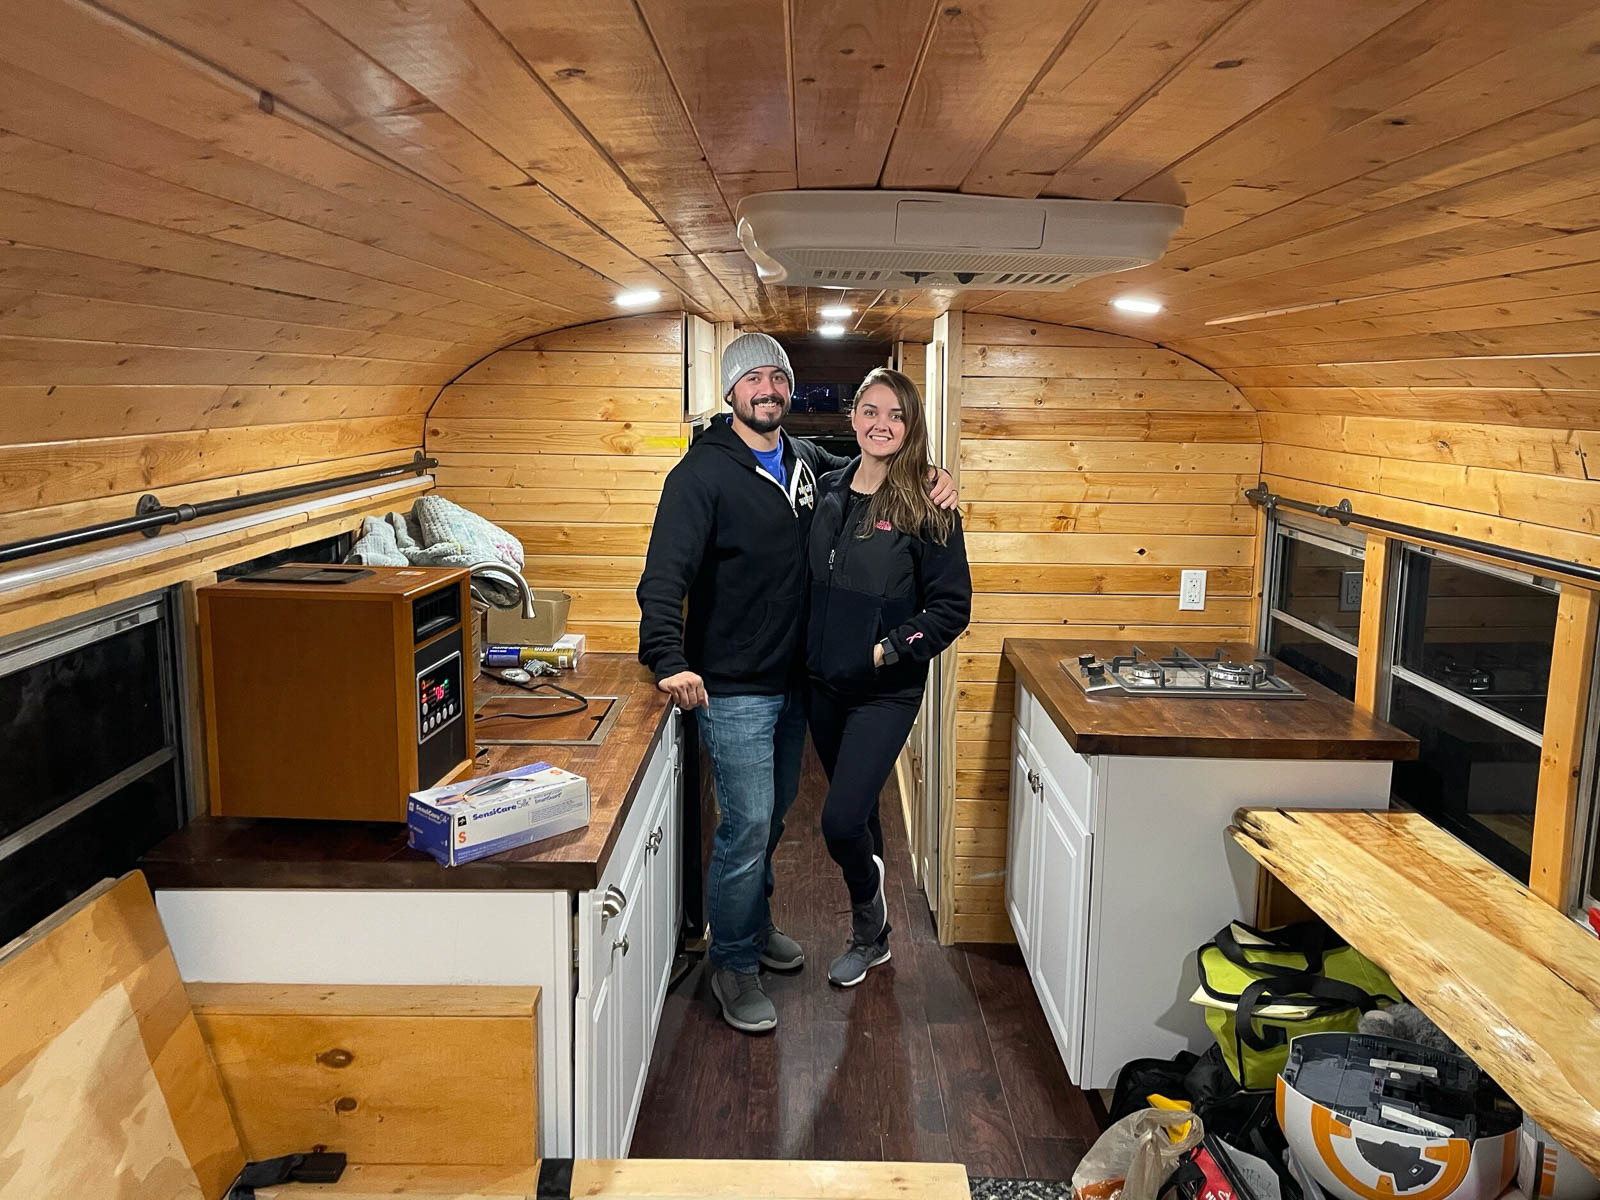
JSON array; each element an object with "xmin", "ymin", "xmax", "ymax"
[
  {"xmin": 576, "ymin": 717, "xmax": 681, "ymax": 1157},
  {"xmin": 1005, "ymin": 681, "xmax": 1393, "ymax": 1088}
]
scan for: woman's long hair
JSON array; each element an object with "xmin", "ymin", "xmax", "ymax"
[{"xmin": 852, "ymin": 366, "xmax": 956, "ymax": 545}]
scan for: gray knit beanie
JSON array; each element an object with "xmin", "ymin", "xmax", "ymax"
[{"xmin": 721, "ymin": 332, "xmax": 795, "ymax": 399}]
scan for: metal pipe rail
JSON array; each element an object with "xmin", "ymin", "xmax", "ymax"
[
  {"xmin": 0, "ymin": 451, "xmax": 437, "ymax": 568},
  {"xmin": 1243, "ymin": 483, "xmax": 1600, "ymax": 587}
]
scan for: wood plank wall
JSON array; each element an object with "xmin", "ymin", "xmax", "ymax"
[
  {"xmin": 949, "ymin": 313, "xmax": 1262, "ymax": 943},
  {"xmin": 426, "ymin": 314, "xmax": 687, "ymax": 652},
  {"xmin": 1257, "ymin": 410, "xmax": 1600, "ymax": 572}
]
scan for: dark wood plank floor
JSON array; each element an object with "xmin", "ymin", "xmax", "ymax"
[{"xmin": 630, "ymin": 740, "xmax": 1104, "ymax": 1178}]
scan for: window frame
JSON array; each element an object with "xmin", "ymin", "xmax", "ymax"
[
  {"xmin": 1386, "ymin": 543, "xmax": 1558, "ymax": 745},
  {"xmin": 1576, "ymin": 649, "xmax": 1600, "ymax": 922},
  {"xmin": 1379, "ymin": 543, "xmax": 1564, "ymax": 886},
  {"xmin": 1257, "ymin": 511, "xmax": 1598, "ymax": 900},
  {"xmin": 0, "ymin": 588, "xmax": 191, "ymax": 870},
  {"xmin": 1259, "ymin": 514, "xmax": 1366, "ymax": 665}
]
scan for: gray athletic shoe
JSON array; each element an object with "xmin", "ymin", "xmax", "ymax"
[
  {"xmin": 828, "ymin": 858, "xmax": 892, "ymax": 987},
  {"xmin": 828, "ymin": 927, "xmax": 892, "ymax": 988},
  {"xmin": 710, "ymin": 966, "xmax": 777, "ymax": 1033},
  {"xmin": 759, "ymin": 924, "xmax": 805, "ymax": 971}
]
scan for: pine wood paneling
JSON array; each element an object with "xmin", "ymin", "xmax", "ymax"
[
  {"xmin": 428, "ymin": 314, "xmax": 685, "ymax": 651},
  {"xmin": 881, "ymin": 0, "xmax": 1095, "ymax": 190},
  {"xmin": 5, "ymin": 0, "xmax": 1599, "ymax": 356},
  {"xmin": 946, "ymin": 314, "xmax": 1260, "ymax": 944}
]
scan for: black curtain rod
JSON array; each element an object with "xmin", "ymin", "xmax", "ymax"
[
  {"xmin": 0, "ymin": 451, "xmax": 437, "ymax": 569},
  {"xmin": 1243, "ymin": 483, "xmax": 1600, "ymax": 588}
]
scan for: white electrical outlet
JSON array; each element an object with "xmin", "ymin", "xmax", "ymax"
[
  {"xmin": 1179, "ymin": 569, "xmax": 1206, "ymax": 611},
  {"xmin": 1339, "ymin": 569, "xmax": 1364, "ymax": 612}
]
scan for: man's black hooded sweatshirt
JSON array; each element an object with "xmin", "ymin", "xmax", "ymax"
[{"xmin": 637, "ymin": 417, "xmax": 844, "ymax": 695}]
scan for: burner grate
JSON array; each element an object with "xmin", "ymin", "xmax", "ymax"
[{"xmin": 1061, "ymin": 646, "xmax": 1306, "ymax": 699}]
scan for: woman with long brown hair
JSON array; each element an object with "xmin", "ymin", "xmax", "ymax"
[{"xmin": 804, "ymin": 366, "xmax": 972, "ymax": 986}]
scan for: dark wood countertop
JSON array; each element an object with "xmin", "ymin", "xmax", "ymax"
[
  {"xmin": 141, "ymin": 653, "xmax": 673, "ymax": 892},
  {"xmin": 1002, "ymin": 639, "xmax": 1418, "ymax": 760}
]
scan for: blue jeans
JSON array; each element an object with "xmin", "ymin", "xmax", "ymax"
[{"xmin": 696, "ymin": 690, "xmax": 807, "ymax": 973}]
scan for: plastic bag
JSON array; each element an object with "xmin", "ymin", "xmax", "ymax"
[{"xmin": 1073, "ymin": 1109, "xmax": 1206, "ymax": 1200}]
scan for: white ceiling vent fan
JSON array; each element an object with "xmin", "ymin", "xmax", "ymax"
[{"xmin": 734, "ymin": 191, "xmax": 1184, "ymax": 292}]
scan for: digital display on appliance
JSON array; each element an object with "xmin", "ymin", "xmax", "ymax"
[{"xmin": 416, "ymin": 650, "xmax": 462, "ymax": 744}]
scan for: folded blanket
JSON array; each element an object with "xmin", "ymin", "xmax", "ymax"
[{"xmin": 347, "ymin": 495, "xmax": 525, "ymax": 606}]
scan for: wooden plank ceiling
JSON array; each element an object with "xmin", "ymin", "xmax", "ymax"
[{"xmin": 2, "ymin": 0, "xmax": 1598, "ymax": 422}]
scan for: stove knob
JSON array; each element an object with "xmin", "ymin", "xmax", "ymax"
[
  {"xmin": 1086, "ymin": 663, "xmax": 1106, "ymax": 678},
  {"xmin": 1078, "ymin": 653, "xmax": 1096, "ymax": 667}
]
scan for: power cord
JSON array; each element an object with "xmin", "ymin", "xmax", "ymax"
[{"xmin": 476, "ymin": 676, "xmax": 590, "ymax": 721}]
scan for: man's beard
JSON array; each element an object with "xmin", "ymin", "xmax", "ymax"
[{"xmin": 733, "ymin": 393, "xmax": 788, "ymax": 434}]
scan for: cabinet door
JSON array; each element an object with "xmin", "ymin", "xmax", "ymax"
[
  {"xmin": 576, "ymin": 930, "xmax": 618, "ymax": 1157},
  {"xmin": 1005, "ymin": 722, "xmax": 1039, "ymax": 964},
  {"xmin": 1033, "ymin": 767, "xmax": 1092, "ymax": 1083},
  {"xmin": 646, "ymin": 741, "xmax": 681, "ymax": 1032},
  {"xmin": 612, "ymin": 865, "xmax": 650, "ymax": 1158}
]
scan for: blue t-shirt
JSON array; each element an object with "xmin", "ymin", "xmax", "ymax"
[{"xmin": 751, "ymin": 441, "xmax": 788, "ymax": 490}]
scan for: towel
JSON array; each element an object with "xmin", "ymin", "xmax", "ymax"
[{"xmin": 347, "ymin": 495, "xmax": 525, "ymax": 607}]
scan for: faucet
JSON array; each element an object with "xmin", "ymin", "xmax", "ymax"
[{"xmin": 466, "ymin": 560, "xmax": 536, "ymax": 619}]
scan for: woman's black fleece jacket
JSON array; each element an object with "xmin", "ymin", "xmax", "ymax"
[{"xmin": 806, "ymin": 459, "xmax": 972, "ymax": 698}]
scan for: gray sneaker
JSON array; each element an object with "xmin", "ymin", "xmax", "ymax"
[
  {"xmin": 828, "ymin": 928, "xmax": 892, "ymax": 988},
  {"xmin": 829, "ymin": 858, "xmax": 892, "ymax": 987},
  {"xmin": 759, "ymin": 924, "xmax": 805, "ymax": 971},
  {"xmin": 710, "ymin": 966, "xmax": 777, "ymax": 1033}
]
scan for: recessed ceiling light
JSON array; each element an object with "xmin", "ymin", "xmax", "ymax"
[
  {"xmin": 819, "ymin": 304, "xmax": 853, "ymax": 320},
  {"xmin": 1112, "ymin": 296, "xmax": 1162, "ymax": 315},
  {"xmin": 614, "ymin": 289, "xmax": 661, "ymax": 308},
  {"xmin": 818, "ymin": 323, "xmax": 846, "ymax": 338}
]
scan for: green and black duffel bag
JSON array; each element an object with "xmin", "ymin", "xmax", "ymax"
[{"xmin": 1192, "ymin": 921, "xmax": 1401, "ymax": 1089}]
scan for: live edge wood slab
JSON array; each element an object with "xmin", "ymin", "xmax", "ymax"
[
  {"xmin": 1003, "ymin": 639, "xmax": 1417, "ymax": 760},
  {"xmin": 141, "ymin": 654, "xmax": 673, "ymax": 893},
  {"xmin": 1232, "ymin": 808, "xmax": 1600, "ymax": 1177}
]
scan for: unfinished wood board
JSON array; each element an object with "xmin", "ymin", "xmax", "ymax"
[
  {"xmin": 0, "ymin": 873, "xmax": 245, "ymax": 1200},
  {"xmin": 1528, "ymin": 586, "xmax": 1600, "ymax": 906},
  {"xmin": 1232, "ymin": 808, "xmax": 1600, "ymax": 1176},
  {"xmin": 189, "ymin": 984, "xmax": 539, "ymax": 1166},
  {"xmin": 256, "ymin": 1158, "xmax": 971, "ymax": 1198}
]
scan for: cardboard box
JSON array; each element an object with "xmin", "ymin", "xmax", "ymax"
[
  {"xmin": 554, "ymin": 632, "xmax": 585, "ymax": 664},
  {"xmin": 407, "ymin": 762, "xmax": 590, "ymax": 866},
  {"xmin": 484, "ymin": 590, "xmax": 570, "ymax": 646}
]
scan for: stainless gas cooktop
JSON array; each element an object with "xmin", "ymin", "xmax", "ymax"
[{"xmin": 1061, "ymin": 646, "xmax": 1305, "ymax": 700}]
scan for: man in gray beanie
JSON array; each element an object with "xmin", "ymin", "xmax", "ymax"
[{"xmin": 637, "ymin": 330, "xmax": 955, "ymax": 1034}]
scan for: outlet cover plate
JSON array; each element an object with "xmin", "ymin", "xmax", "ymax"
[
  {"xmin": 1339, "ymin": 569, "xmax": 1363, "ymax": 612},
  {"xmin": 1179, "ymin": 569, "xmax": 1206, "ymax": 611}
]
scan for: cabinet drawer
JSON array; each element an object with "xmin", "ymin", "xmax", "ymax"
[{"xmin": 1023, "ymin": 691, "xmax": 1093, "ymax": 828}]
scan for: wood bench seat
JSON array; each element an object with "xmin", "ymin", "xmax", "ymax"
[{"xmin": 0, "ymin": 871, "xmax": 972, "ymax": 1199}]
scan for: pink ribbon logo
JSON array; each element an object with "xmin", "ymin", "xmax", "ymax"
[{"xmin": 906, "ymin": 632, "xmax": 924, "ymax": 645}]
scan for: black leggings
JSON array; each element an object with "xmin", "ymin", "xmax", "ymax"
[{"xmin": 808, "ymin": 685, "xmax": 922, "ymax": 905}]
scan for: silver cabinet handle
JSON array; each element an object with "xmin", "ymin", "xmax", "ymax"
[
  {"xmin": 613, "ymin": 935, "xmax": 630, "ymax": 956},
  {"xmin": 600, "ymin": 884, "xmax": 628, "ymax": 926},
  {"xmin": 646, "ymin": 826, "xmax": 664, "ymax": 855},
  {"xmin": 1026, "ymin": 768, "xmax": 1041, "ymax": 795}
]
